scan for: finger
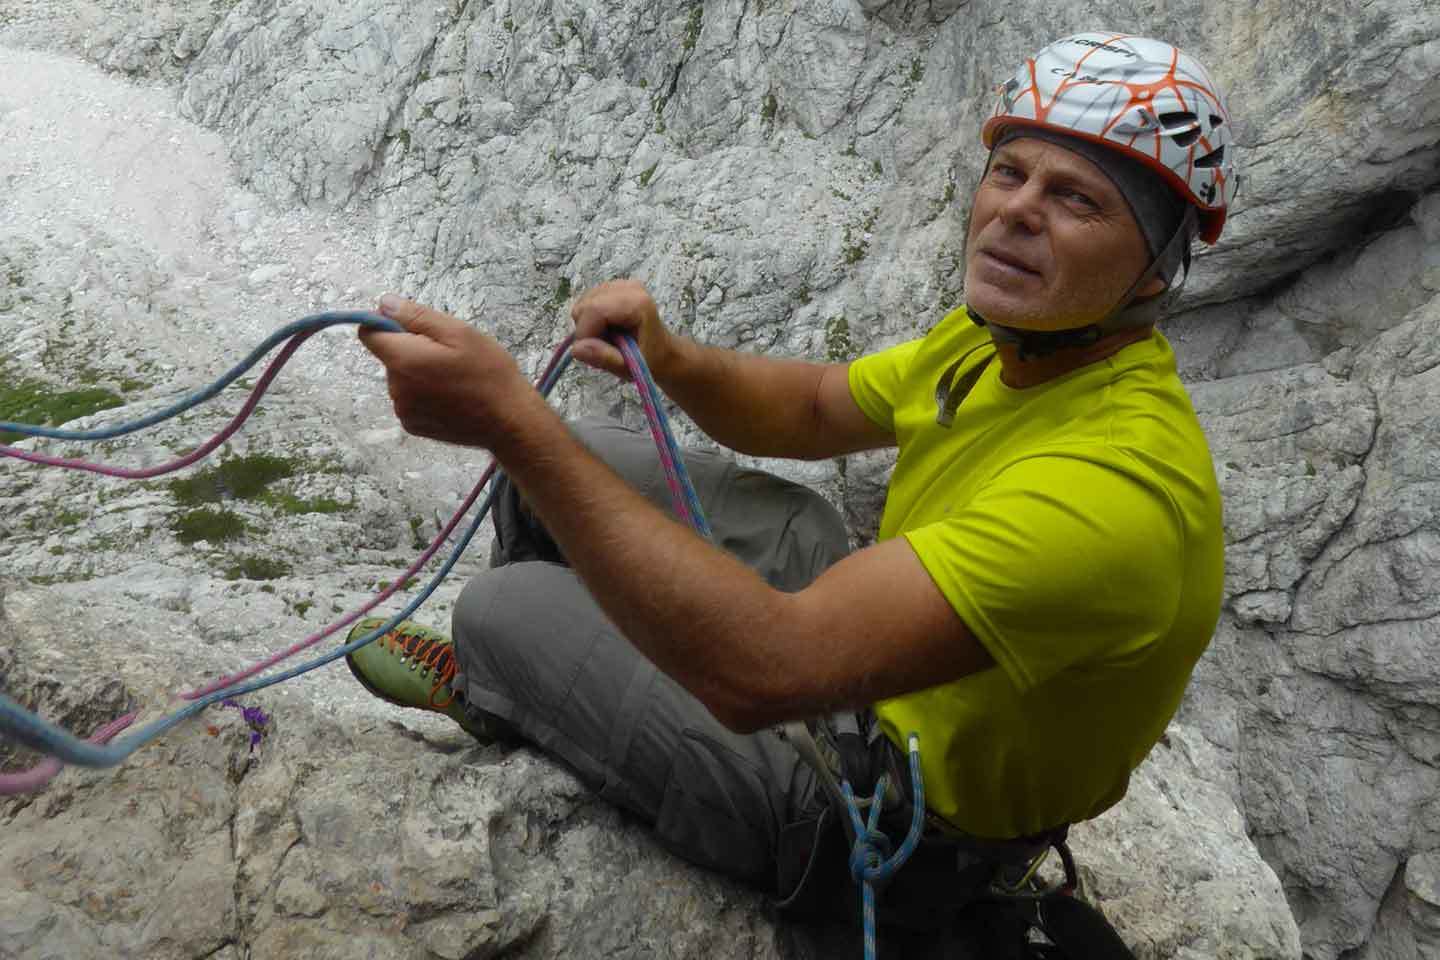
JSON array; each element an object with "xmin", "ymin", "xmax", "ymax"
[
  {"xmin": 378, "ymin": 293, "xmax": 467, "ymax": 344},
  {"xmin": 571, "ymin": 338, "xmax": 632, "ymax": 380}
]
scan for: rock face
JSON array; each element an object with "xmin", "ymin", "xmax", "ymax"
[{"xmin": 2, "ymin": 0, "xmax": 1439, "ymax": 957}]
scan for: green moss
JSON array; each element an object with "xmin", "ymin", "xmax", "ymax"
[
  {"xmin": 262, "ymin": 491, "xmax": 349, "ymax": 515},
  {"xmin": 172, "ymin": 508, "xmax": 247, "ymax": 545},
  {"xmin": 638, "ymin": 162, "xmax": 659, "ymax": 187},
  {"xmin": 0, "ymin": 369, "xmax": 124, "ymax": 444},
  {"xmin": 761, "ymin": 92, "xmax": 777, "ymax": 123},
  {"xmin": 503, "ymin": 16, "xmax": 515, "ymax": 31},
  {"xmin": 842, "ymin": 226, "xmax": 867, "ymax": 265},
  {"xmin": 292, "ymin": 599, "xmax": 314, "ymax": 618},
  {"xmin": 224, "ymin": 555, "xmax": 292, "ymax": 580},
  {"xmin": 409, "ymin": 515, "xmax": 428, "ymax": 550},
  {"xmin": 53, "ymin": 507, "xmax": 86, "ymax": 527},
  {"xmin": 825, "ymin": 314, "xmax": 857, "ymax": 363},
  {"xmin": 169, "ymin": 454, "xmax": 297, "ymax": 505},
  {"xmin": 552, "ymin": 276, "xmax": 572, "ymax": 307}
]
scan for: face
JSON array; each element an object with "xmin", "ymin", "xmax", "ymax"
[{"xmin": 962, "ymin": 137, "xmax": 1165, "ymax": 332}]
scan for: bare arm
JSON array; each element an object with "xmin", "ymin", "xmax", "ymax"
[
  {"xmin": 360, "ymin": 297, "xmax": 994, "ymax": 732},
  {"xmin": 492, "ymin": 410, "xmax": 993, "ymax": 731},
  {"xmin": 570, "ymin": 280, "xmax": 893, "ymax": 461}
]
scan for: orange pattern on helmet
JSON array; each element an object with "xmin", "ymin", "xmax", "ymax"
[{"xmin": 982, "ymin": 33, "xmax": 1239, "ymax": 244}]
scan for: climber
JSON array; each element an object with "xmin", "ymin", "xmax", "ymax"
[{"xmin": 350, "ymin": 31, "xmax": 1238, "ymax": 952}]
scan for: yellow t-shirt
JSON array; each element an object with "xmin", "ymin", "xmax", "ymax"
[{"xmin": 848, "ymin": 306, "xmax": 1224, "ymax": 839}]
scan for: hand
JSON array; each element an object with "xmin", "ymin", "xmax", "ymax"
[
  {"xmin": 569, "ymin": 279, "xmax": 676, "ymax": 383},
  {"xmin": 358, "ymin": 294, "xmax": 539, "ymax": 449}
]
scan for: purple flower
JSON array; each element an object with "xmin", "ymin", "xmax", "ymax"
[{"xmin": 221, "ymin": 698, "xmax": 271, "ymax": 753}]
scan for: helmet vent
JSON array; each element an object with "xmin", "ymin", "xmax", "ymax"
[
  {"xmin": 1195, "ymin": 146, "xmax": 1226, "ymax": 169},
  {"xmin": 1209, "ymin": 114, "xmax": 1225, "ymax": 128},
  {"xmin": 1157, "ymin": 111, "xmax": 1201, "ymax": 147}
]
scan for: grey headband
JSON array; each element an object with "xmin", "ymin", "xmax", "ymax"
[{"xmin": 992, "ymin": 127, "xmax": 1192, "ymax": 285}]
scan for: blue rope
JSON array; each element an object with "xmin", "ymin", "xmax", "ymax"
[
  {"xmin": 0, "ymin": 344, "xmax": 574, "ymax": 768},
  {"xmin": 0, "ymin": 312, "xmax": 401, "ymax": 441},
  {"xmin": 0, "ymin": 315, "xmax": 712, "ymax": 781},
  {"xmin": 615, "ymin": 335, "xmax": 712, "ymax": 538},
  {"xmin": 841, "ymin": 732, "xmax": 926, "ymax": 960}
]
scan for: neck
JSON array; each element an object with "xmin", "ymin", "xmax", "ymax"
[{"xmin": 993, "ymin": 325, "xmax": 1153, "ymax": 389}]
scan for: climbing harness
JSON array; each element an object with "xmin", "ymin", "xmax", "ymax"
[{"xmin": 0, "ymin": 310, "xmax": 705, "ymax": 794}]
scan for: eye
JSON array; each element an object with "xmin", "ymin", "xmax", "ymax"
[
  {"xmin": 990, "ymin": 163, "xmax": 1023, "ymax": 181},
  {"xmin": 1060, "ymin": 187, "xmax": 1097, "ymax": 208}
]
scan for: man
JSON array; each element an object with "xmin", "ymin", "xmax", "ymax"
[{"xmin": 348, "ymin": 31, "xmax": 1238, "ymax": 945}]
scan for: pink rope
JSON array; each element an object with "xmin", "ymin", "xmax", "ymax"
[
  {"xmin": 0, "ymin": 712, "xmax": 136, "ymax": 794},
  {"xmin": 0, "ymin": 333, "xmax": 311, "ymax": 478}
]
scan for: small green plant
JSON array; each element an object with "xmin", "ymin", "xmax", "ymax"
[
  {"xmin": 682, "ymin": 4, "xmax": 703, "ymax": 52},
  {"xmin": 224, "ymin": 555, "xmax": 292, "ymax": 580},
  {"xmin": 172, "ymin": 508, "xmax": 247, "ymax": 545},
  {"xmin": 552, "ymin": 276, "xmax": 572, "ymax": 307},
  {"xmin": 761, "ymin": 92, "xmax": 777, "ymax": 123},
  {"xmin": 638, "ymin": 162, "xmax": 659, "ymax": 187},
  {"xmin": 907, "ymin": 56, "xmax": 925, "ymax": 87},
  {"xmin": 409, "ymin": 515, "xmax": 428, "ymax": 550}
]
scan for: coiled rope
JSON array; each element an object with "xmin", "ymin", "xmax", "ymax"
[
  {"xmin": 0, "ymin": 311, "xmax": 705, "ymax": 792},
  {"xmin": 3, "ymin": 311, "xmax": 921, "ymax": 959}
]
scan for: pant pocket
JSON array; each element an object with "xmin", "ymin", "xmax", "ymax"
[{"xmin": 653, "ymin": 729, "xmax": 776, "ymax": 884}]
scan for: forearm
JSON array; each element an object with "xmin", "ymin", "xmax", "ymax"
[
  {"xmin": 657, "ymin": 335, "xmax": 838, "ymax": 460},
  {"xmin": 490, "ymin": 396, "xmax": 799, "ymax": 730}
]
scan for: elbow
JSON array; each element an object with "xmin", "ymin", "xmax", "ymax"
[
  {"xmin": 702, "ymin": 688, "xmax": 777, "ymax": 735},
  {"xmin": 699, "ymin": 669, "xmax": 801, "ymax": 735}
]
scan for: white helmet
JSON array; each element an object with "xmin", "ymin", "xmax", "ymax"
[{"xmin": 982, "ymin": 33, "xmax": 1238, "ymax": 244}]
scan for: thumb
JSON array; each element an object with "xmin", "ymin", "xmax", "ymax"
[{"xmin": 378, "ymin": 294, "xmax": 462, "ymax": 343}]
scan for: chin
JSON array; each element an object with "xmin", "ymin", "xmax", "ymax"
[
  {"xmin": 965, "ymin": 283, "xmax": 1046, "ymax": 330},
  {"xmin": 966, "ymin": 281, "xmax": 1093, "ymax": 332}
]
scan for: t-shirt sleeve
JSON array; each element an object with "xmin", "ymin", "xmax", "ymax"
[
  {"xmin": 902, "ymin": 454, "xmax": 1184, "ymax": 693},
  {"xmin": 847, "ymin": 337, "xmax": 924, "ymax": 433}
]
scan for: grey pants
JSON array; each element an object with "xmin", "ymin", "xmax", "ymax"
[{"xmin": 450, "ymin": 418, "xmax": 851, "ymax": 888}]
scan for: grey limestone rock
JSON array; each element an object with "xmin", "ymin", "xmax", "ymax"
[{"xmin": 5, "ymin": 0, "xmax": 1440, "ymax": 957}]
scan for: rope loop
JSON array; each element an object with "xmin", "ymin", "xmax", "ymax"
[
  {"xmin": 0, "ymin": 320, "xmax": 708, "ymax": 796},
  {"xmin": 840, "ymin": 732, "xmax": 926, "ymax": 960}
]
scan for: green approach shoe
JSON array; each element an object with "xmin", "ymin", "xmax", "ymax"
[{"xmin": 345, "ymin": 617, "xmax": 492, "ymax": 740}]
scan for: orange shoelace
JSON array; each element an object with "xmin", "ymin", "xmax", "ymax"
[{"xmin": 380, "ymin": 627, "xmax": 460, "ymax": 709}]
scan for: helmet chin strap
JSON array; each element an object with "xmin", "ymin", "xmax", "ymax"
[{"xmin": 970, "ymin": 207, "xmax": 1199, "ymax": 361}]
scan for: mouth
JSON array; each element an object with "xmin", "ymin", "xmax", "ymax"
[{"xmin": 979, "ymin": 247, "xmax": 1042, "ymax": 277}]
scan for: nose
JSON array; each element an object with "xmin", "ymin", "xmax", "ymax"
[{"xmin": 995, "ymin": 180, "xmax": 1045, "ymax": 234}]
